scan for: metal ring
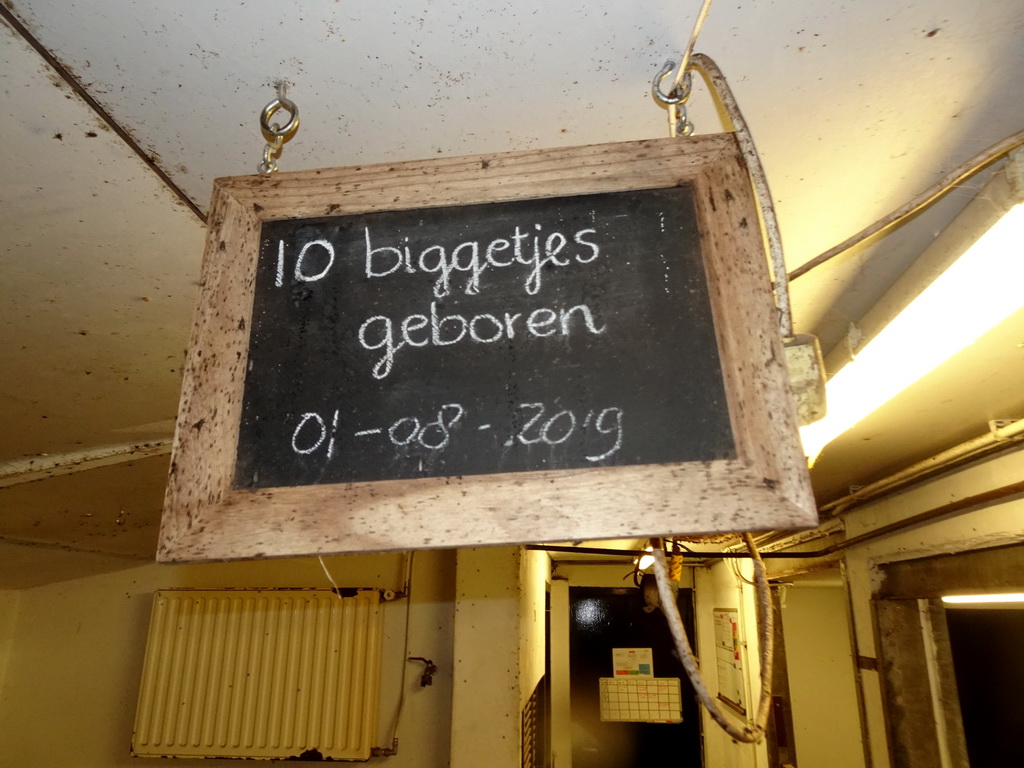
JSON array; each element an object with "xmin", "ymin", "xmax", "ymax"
[
  {"xmin": 651, "ymin": 60, "xmax": 693, "ymax": 106},
  {"xmin": 260, "ymin": 97, "xmax": 300, "ymax": 143}
]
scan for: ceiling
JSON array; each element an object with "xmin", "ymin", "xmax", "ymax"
[{"xmin": 2, "ymin": 0, "xmax": 1023, "ymax": 588}]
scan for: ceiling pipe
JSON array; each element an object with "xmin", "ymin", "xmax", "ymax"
[
  {"xmin": 820, "ymin": 478, "xmax": 1024, "ymax": 554},
  {"xmin": 757, "ymin": 477, "xmax": 1024, "ymax": 567},
  {"xmin": 534, "ymin": 476, "xmax": 1024, "ymax": 564},
  {"xmin": 527, "ymin": 544, "xmax": 824, "ymax": 560},
  {"xmin": 821, "ymin": 418, "xmax": 1024, "ymax": 517}
]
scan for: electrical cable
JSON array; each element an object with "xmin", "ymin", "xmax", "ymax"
[
  {"xmin": 672, "ymin": 72, "xmax": 1024, "ymax": 326},
  {"xmin": 651, "ymin": 533, "xmax": 774, "ymax": 743},
  {"xmin": 688, "ymin": 53, "xmax": 794, "ymax": 338},
  {"xmin": 669, "ymin": 0, "xmax": 715, "ymax": 94},
  {"xmin": 729, "ymin": 554, "xmax": 758, "ymax": 587},
  {"xmin": 383, "ymin": 550, "xmax": 417, "ymax": 753},
  {"xmin": 317, "ymin": 555, "xmax": 343, "ymax": 597},
  {"xmin": 654, "ymin": 6, "xmax": 794, "ymax": 336},
  {"xmin": 788, "ymin": 128, "xmax": 1024, "ymax": 281}
]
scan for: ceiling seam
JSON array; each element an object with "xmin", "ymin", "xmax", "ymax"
[
  {"xmin": 0, "ymin": 440, "xmax": 174, "ymax": 488},
  {"xmin": 0, "ymin": 4, "xmax": 207, "ymax": 224},
  {"xmin": 0, "ymin": 535, "xmax": 153, "ymax": 560}
]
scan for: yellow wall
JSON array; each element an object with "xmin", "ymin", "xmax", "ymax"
[
  {"xmin": 520, "ymin": 547, "xmax": 550, "ymax": 713},
  {"xmin": 0, "ymin": 591, "xmax": 19, "ymax": 699},
  {"xmin": 756, "ymin": 443, "xmax": 1024, "ymax": 768},
  {"xmin": 448, "ymin": 546, "xmax": 548, "ymax": 768},
  {"xmin": 694, "ymin": 560, "xmax": 768, "ymax": 768},
  {"xmin": 840, "ymin": 444, "xmax": 1024, "ymax": 768},
  {"xmin": 450, "ymin": 546, "xmax": 521, "ymax": 768},
  {"xmin": 780, "ymin": 583, "xmax": 865, "ymax": 768},
  {"xmin": 0, "ymin": 549, "xmax": 455, "ymax": 768}
]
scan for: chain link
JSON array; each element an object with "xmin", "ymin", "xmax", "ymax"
[
  {"xmin": 258, "ymin": 135, "xmax": 285, "ymax": 175},
  {"xmin": 257, "ymin": 83, "xmax": 300, "ymax": 175}
]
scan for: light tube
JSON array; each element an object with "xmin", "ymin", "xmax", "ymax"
[
  {"xmin": 942, "ymin": 593, "xmax": 1024, "ymax": 604},
  {"xmin": 801, "ymin": 203, "xmax": 1024, "ymax": 462}
]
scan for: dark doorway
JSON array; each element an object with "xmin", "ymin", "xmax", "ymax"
[
  {"xmin": 568, "ymin": 586, "xmax": 701, "ymax": 767},
  {"xmin": 946, "ymin": 607, "xmax": 1024, "ymax": 768}
]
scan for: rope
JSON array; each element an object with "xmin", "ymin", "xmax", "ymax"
[{"xmin": 651, "ymin": 533, "xmax": 774, "ymax": 743}]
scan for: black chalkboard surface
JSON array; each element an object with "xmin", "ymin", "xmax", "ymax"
[{"xmin": 234, "ymin": 185, "xmax": 735, "ymax": 489}]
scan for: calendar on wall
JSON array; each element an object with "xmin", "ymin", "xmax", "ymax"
[
  {"xmin": 600, "ymin": 647, "xmax": 682, "ymax": 723},
  {"xmin": 599, "ymin": 677, "xmax": 683, "ymax": 724}
]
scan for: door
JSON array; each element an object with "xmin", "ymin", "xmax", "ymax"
[{"xmin": 568, "ymin": 586, "xmax": 702, "ymax": 767}]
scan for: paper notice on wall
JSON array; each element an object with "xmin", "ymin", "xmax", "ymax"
[
  {"xmin": 713, "ymin": 608, "xmax": 746, "ymax": 714},
  {"xmin": 612, "ymin": 647, "xmax": 654, "ymax": 677}
]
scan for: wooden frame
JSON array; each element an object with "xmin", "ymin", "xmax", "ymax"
[{"xmin": 158, "ymin": 134, "xmax": 816, "ymax": 562}]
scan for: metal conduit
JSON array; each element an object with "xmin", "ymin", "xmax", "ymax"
[
  {"xmin": 531, "ymin": 476, "xmax": 1024, "ymax": 564},
  {"xmin": 821, "ymin": 419, "xmax": 1024, "ymax": 517}
]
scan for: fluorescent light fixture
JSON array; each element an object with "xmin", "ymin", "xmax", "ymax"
[
  {"xmin": 800, "ymin": 202, "xmax": 1024, "ymax": 462},
  {"xmin": 942, "ymin": 593, "xmax": 1024, "ymax": 604}
]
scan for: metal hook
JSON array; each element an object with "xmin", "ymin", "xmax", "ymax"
[{"xmin": 651, "ymin": 59, "xmax": 693, "ymax": 106}]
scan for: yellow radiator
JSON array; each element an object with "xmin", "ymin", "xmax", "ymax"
[{"xmin": 132, "ymin": 588, "xmax": 383, "ymax": 760}]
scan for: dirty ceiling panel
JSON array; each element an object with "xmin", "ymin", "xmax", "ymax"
[
  {"xmin": 9, "ymin": 0, "xmax": 1024, "ymax": 289},
  {"xmin": 0, "ymin": 19, "xmax": 206, "ymax": 461},
  {"xmin": 0, "ymin": 455, "xmax": 168, "ymax": 560}
]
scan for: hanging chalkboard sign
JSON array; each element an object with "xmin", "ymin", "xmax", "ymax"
[{"xmin": 159, "ymin": 135, "xmax": 815, "ymax": 563}]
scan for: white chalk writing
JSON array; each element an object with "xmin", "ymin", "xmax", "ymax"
[
  {"xmin": 276, "ymin": 220, "xmax": 608, "ymax": 379},
  {"xmin": 363, "ymin": 224, "xmax": 600, "ymax": 298},
  {"xmin": 292, "ymin": 402, "xmax": 624, "ymax": 463},
  {"xmin": 272, "ymin": 210, "xmax": 638, "ymax": 467},
  {"xmin": 358, "ymin": 301, "xmax": 605, "ymax": 379},
  {"xmin": 505, "ymin": 403, "xmax": 623, "ymax": 461}
]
